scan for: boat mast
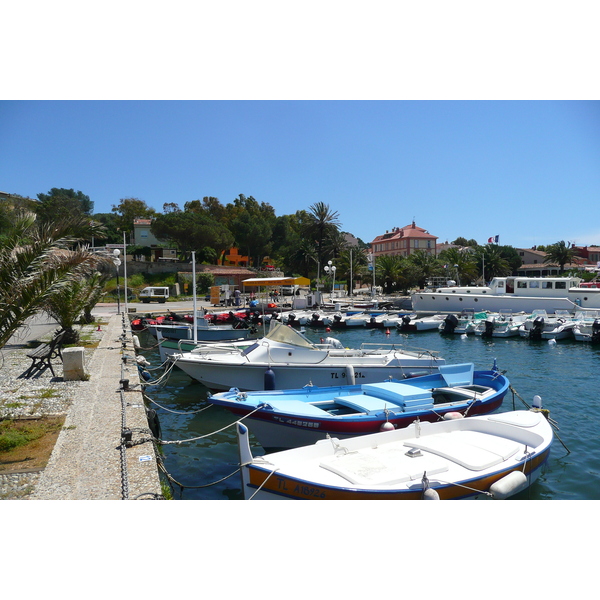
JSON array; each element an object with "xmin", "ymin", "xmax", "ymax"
[{"xmin": 192, "ymin": 251, "xmax": 197, "ymax": 344}]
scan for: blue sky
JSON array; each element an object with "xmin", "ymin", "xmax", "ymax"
[
  {"xmin": 2, "ymin": 100, "xmax": 599, "ymax": 249},
  {"xmin": 2, "ymin": 4, "xmax": 599, "ymax": 251}
]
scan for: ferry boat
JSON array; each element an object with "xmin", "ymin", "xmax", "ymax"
[{"xmin": 411, "ymin": 276, "xmax": 600, "ymax": 314}]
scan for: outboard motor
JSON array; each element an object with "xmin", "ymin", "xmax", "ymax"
[
  {"xmin": 592, "ymin": 319, "xmax": 600, "ymax": 343},
  {"xmin": 482, "ymin": 318, "xmax": 495, "ymax": 338},
  {"xmin": 529, "ymin": 316, "xmax": 545, "ymax": 340},
  {"xmin": 399, "ymin": 315, "xmax": 413, "ymax": 331},
  {"xmin": 441, "ymin": 313, "xmax": 459, "ymax": 334},
  {"xmin": 311, "ymin": 313, "xmax": 321, "ymax": 325}
]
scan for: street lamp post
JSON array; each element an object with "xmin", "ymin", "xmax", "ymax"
[
  {"xmin": 324, "ymin": 260, "xmax": 336, "ymax": 302},
  {"xmin": 113, "ymin": 249, "xmax": 121, "ymax": 314}
]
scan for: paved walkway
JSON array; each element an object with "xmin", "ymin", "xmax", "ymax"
[{"xmin": 29, "ymin": 313, "xmax": 162, "ymax": 500}]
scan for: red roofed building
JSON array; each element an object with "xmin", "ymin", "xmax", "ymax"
[{"xmin": 370, "ymin": 221, "xmax": 438, "ymax": 259}]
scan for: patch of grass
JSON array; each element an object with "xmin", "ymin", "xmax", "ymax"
[
  {"xmin": 6, "ymin": 401, "xmax": 25, "ymax": 408},
  {"xmin": 0, "ymin": 417, "xmax": 65, "ymax": 472},
  {"xmin": 1, "ymin": 418, "xmax": 58, "ymax": 451}
]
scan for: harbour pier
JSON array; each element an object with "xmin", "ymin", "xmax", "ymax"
[{"xmin": 1, "ymin": 311, "xmax": 163, "ymax": 500}]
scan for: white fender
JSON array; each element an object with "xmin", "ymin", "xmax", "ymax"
[{"xmin": 489, "ymin": 471, "xmax": 528, "ymax": 499}]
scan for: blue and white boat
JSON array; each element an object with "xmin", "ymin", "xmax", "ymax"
[{"xmin": 208, "ymin": 362, "xmax": 509, "ymax": 450}]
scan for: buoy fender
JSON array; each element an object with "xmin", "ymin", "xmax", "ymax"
[{"xmin": 489, "ymin": 471, "xmax": 528, "ymax": 499}]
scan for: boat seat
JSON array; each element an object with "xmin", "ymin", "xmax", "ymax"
[
  {"xmin": 262, "ymin": 400, "xmax": 330, "ymax": 417},
  {"xmin": 333, "ymin": 394, "xmax": 400, "ymax": 414},
  {"xmin": 403, "ymin": 430, "xmax": 519, "ymax": 471},
  {"xmin": 438, "ymin": 363, "xmax": 474, "ymax": 387},
  {"xmin": 319, "ymin": 446, "xmax": 448, "ymax": 485},
  {"xmin": 360, "ymin": 382, "xmax": 434, "ymax": 410}
]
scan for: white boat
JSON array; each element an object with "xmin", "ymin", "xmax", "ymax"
[
  {"xmin": 572, "ymin": 311, "xmax": 600, "ymax": 343},
  {"xmin": 439, "ymin": 310, "xmax": 488, "ymax": 335},
  {"xmin": 344, "ymin": 312, "xmax": 371, "ymax": 327},
  {"xmin": 236, "ymin": 408, "xmax": 554, "ymax": 500},
  {"xmin": 540, "ymin": 310, "xmax": 582, "ymax": 340},
  {"xmin": 398, "ymin": 313, "xmax": 447, "ymax": 332},
  {"xmin": 517, "ymin": 309, "xmax": 573, "ymax": 340},
  {"xmin": 411, "ymin": 275, "xmax": 600, "ymax": 314},
  {"xmin": 473, "ymin": 310, "xmax": 528, "ymax": 338},
  {"xmin": 157, "ymin": 335, "xmax": 256, "ymax": 363},
  {"xmin": 169, "ymin": 321, "xmax": 445, "ymax": 391},
  {"xmin": 147, "ymin": 316, "xmax": 254, "ymax": 342}
]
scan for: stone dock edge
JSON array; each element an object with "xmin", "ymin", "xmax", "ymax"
[{"xmin": 1, "ymin": 312, "xmax": 164, "ymax": 500}]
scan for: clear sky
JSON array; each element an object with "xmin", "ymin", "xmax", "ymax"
[
  {"xmin": 2, "ymin": 3, "xmax": 599, "ymax": 250},
  {"xmin": 2, "ymin": 100, "xmax": 599, "ymax": 249}
]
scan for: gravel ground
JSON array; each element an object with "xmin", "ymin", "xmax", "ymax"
[{"xmin": 1, "ymin": 312, "xmax": 163, "ymax": 500}]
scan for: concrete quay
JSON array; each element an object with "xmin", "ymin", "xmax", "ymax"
[{"xmin": 1, "ymin": 311, "xmax": 163, "ymax": 500}]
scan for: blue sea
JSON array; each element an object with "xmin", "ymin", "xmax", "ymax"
[{"xmin": 137, "ymin": 324, "xmax": 600, "ymax": 501}]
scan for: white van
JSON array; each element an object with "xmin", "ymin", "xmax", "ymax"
[{"xmin": 139, "ymin": 286, "xmax": 170, "ymax": 303}]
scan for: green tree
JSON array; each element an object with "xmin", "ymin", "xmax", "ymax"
[
  {"xmin": 43, "ymin": 271, "xmax": 109, "ymax": 343},
  {"xmin": 336, "ymin": 247, "xmax": 368, "ymax": 295},
  {"xmin": 151, "ymin": 210, "xmax": 234, "ymax": 262},
  {"xmin": 544, "ymin": 241, "xmax": 579, "ymax": 274},
  {"xmin": 111, "ymin": 198, "xmax": 156, "ymax": 236},
  {"xmin": 438, "ymin": 247, "xmax": 478, "ymax": 285},
  {"xmin": 227, "ymin": 195, "xmax": 276, "ymax": 267},
  {"xmin": 375, "ymin": 254, "xmax": 405, "ymax": 294},
  {"xmin": 36, "ymin": 188, "xmax": 94, "ymax": 231},
  {"xmin": 303, "ymin": 202, "xmax": 342, "ymax": 277},
  {"xmin": 0, "ymin": 212, "xmax": 108, "ymax": 348},
  {"xmin": 408, "ymin": 250, "xmax": 443, "ymax": 288},
  {"xmin": 473, "ymin": 245, "xmax": 512, "ymax": 281}
]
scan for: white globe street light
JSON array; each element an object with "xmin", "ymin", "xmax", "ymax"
[
  {"xmin": 324, "ymin": 260, "xmax": 336, "ymax": 301},
  {"xmin": 113, "ymin": 249, "xmax": 122, "ymax": 314}
]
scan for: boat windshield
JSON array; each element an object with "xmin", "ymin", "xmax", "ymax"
[{"xmin": 264, "ymin": 321, "xmax": 317, "ymax": 349}]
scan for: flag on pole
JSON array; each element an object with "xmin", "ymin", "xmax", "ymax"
[{"xmin": 487, "ymin": 235, "xmax": 499, "ymax": 244}]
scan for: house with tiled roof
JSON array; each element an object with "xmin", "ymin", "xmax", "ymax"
[{"xmin": 370, "ymin": 221, "xmax": 438, "ymax": 259}]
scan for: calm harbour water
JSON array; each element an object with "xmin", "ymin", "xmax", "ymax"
[{"xmin": 137, "ymin": 324, "xmax": 600, "ymax": 500}]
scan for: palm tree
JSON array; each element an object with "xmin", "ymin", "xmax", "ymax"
[
  {"xmin": 408, "ymin": 250, "xmax": 443, "ymax": 288},
  {"xmin": 337, "ymin": 247, "xmax": 368, "ymax": 295},
  {"xmin": 0, "ymin": 212, "xmax": 108, "ymax": 348},
  {"xmin": 303, "ymin": 202, "xmax": 341, "ymax": 277},
  {"xmin": 473, "ymin": 245, "xmax": 511, "ymax": 282},
  {"xmin": 544, "ymin": 241, "xmax": 579, "ymax": 274},
  {"xmin": 375, "ymin": 254, "xmax": 405, "ymax": 294},
  {"xmin": 438, "ymin": 247, "xmax": 478, "ymax": 285}
]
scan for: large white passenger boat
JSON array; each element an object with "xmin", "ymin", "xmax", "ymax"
[{"xmin": 411, "ymin": 276, "xmax": 600, "ymax": 314}]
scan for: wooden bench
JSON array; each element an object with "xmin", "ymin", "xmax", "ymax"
[{"xmin": 19, "ymin": 329, "xmax": 66, "ymax": 379}]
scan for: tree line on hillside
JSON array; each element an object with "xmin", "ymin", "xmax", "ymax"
[{"xmin": 0, "ymin": 187, "xmax": 588, "ymax": 349}]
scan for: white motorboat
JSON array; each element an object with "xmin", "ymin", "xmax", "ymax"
[
  {"xmin": 398, "ymin": 313, "xmax": 447, "ymax": 332},
  {"xmin": 572, "ymin": 311, "xmax": 600, "ymax": 343},
  {"xmin": 147, "ymin": 316, "xmax": 254, "ymax": 342},
  {"xmin": 539, "ymin": 310, "xmax": 582, "ymax": 340},
  {"xmin": 411, "ymin": 276, "xmax": 600, "ymax": 314},
  {"xmin": 169, "ymin": 321, "xmax": 445, "ymax": 391},
  {"xmin": 439, "ymin": 309, "xmax": 488, "ymax": 335},
  {"xmin": 236, "ymin": 408, "xmax": 554, "ymax": 500},
  {"xmin": 473, "ymin": 309, "xmax": 528, "ymax": 338},
  {"xmin": 517, "ymin": 309, "xmax": 574, "ymax": 340}
]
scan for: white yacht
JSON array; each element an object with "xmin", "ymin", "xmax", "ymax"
[{"xmin": 411, "ymin": 276, "xmax": 600, "ymax": 314}]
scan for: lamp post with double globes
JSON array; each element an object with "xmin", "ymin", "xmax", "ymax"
[
  {"xmin": 324, "ymin": 260, "xmax": 336, "ymax": 302},
  {"xmin": 113, "ymin": 249, "xmax": 121, "ymax": 314}
]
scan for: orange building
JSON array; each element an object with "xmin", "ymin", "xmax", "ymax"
[{"xmin": 370, "ymin": 221, "xmax": 438, "ymax": 258}]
